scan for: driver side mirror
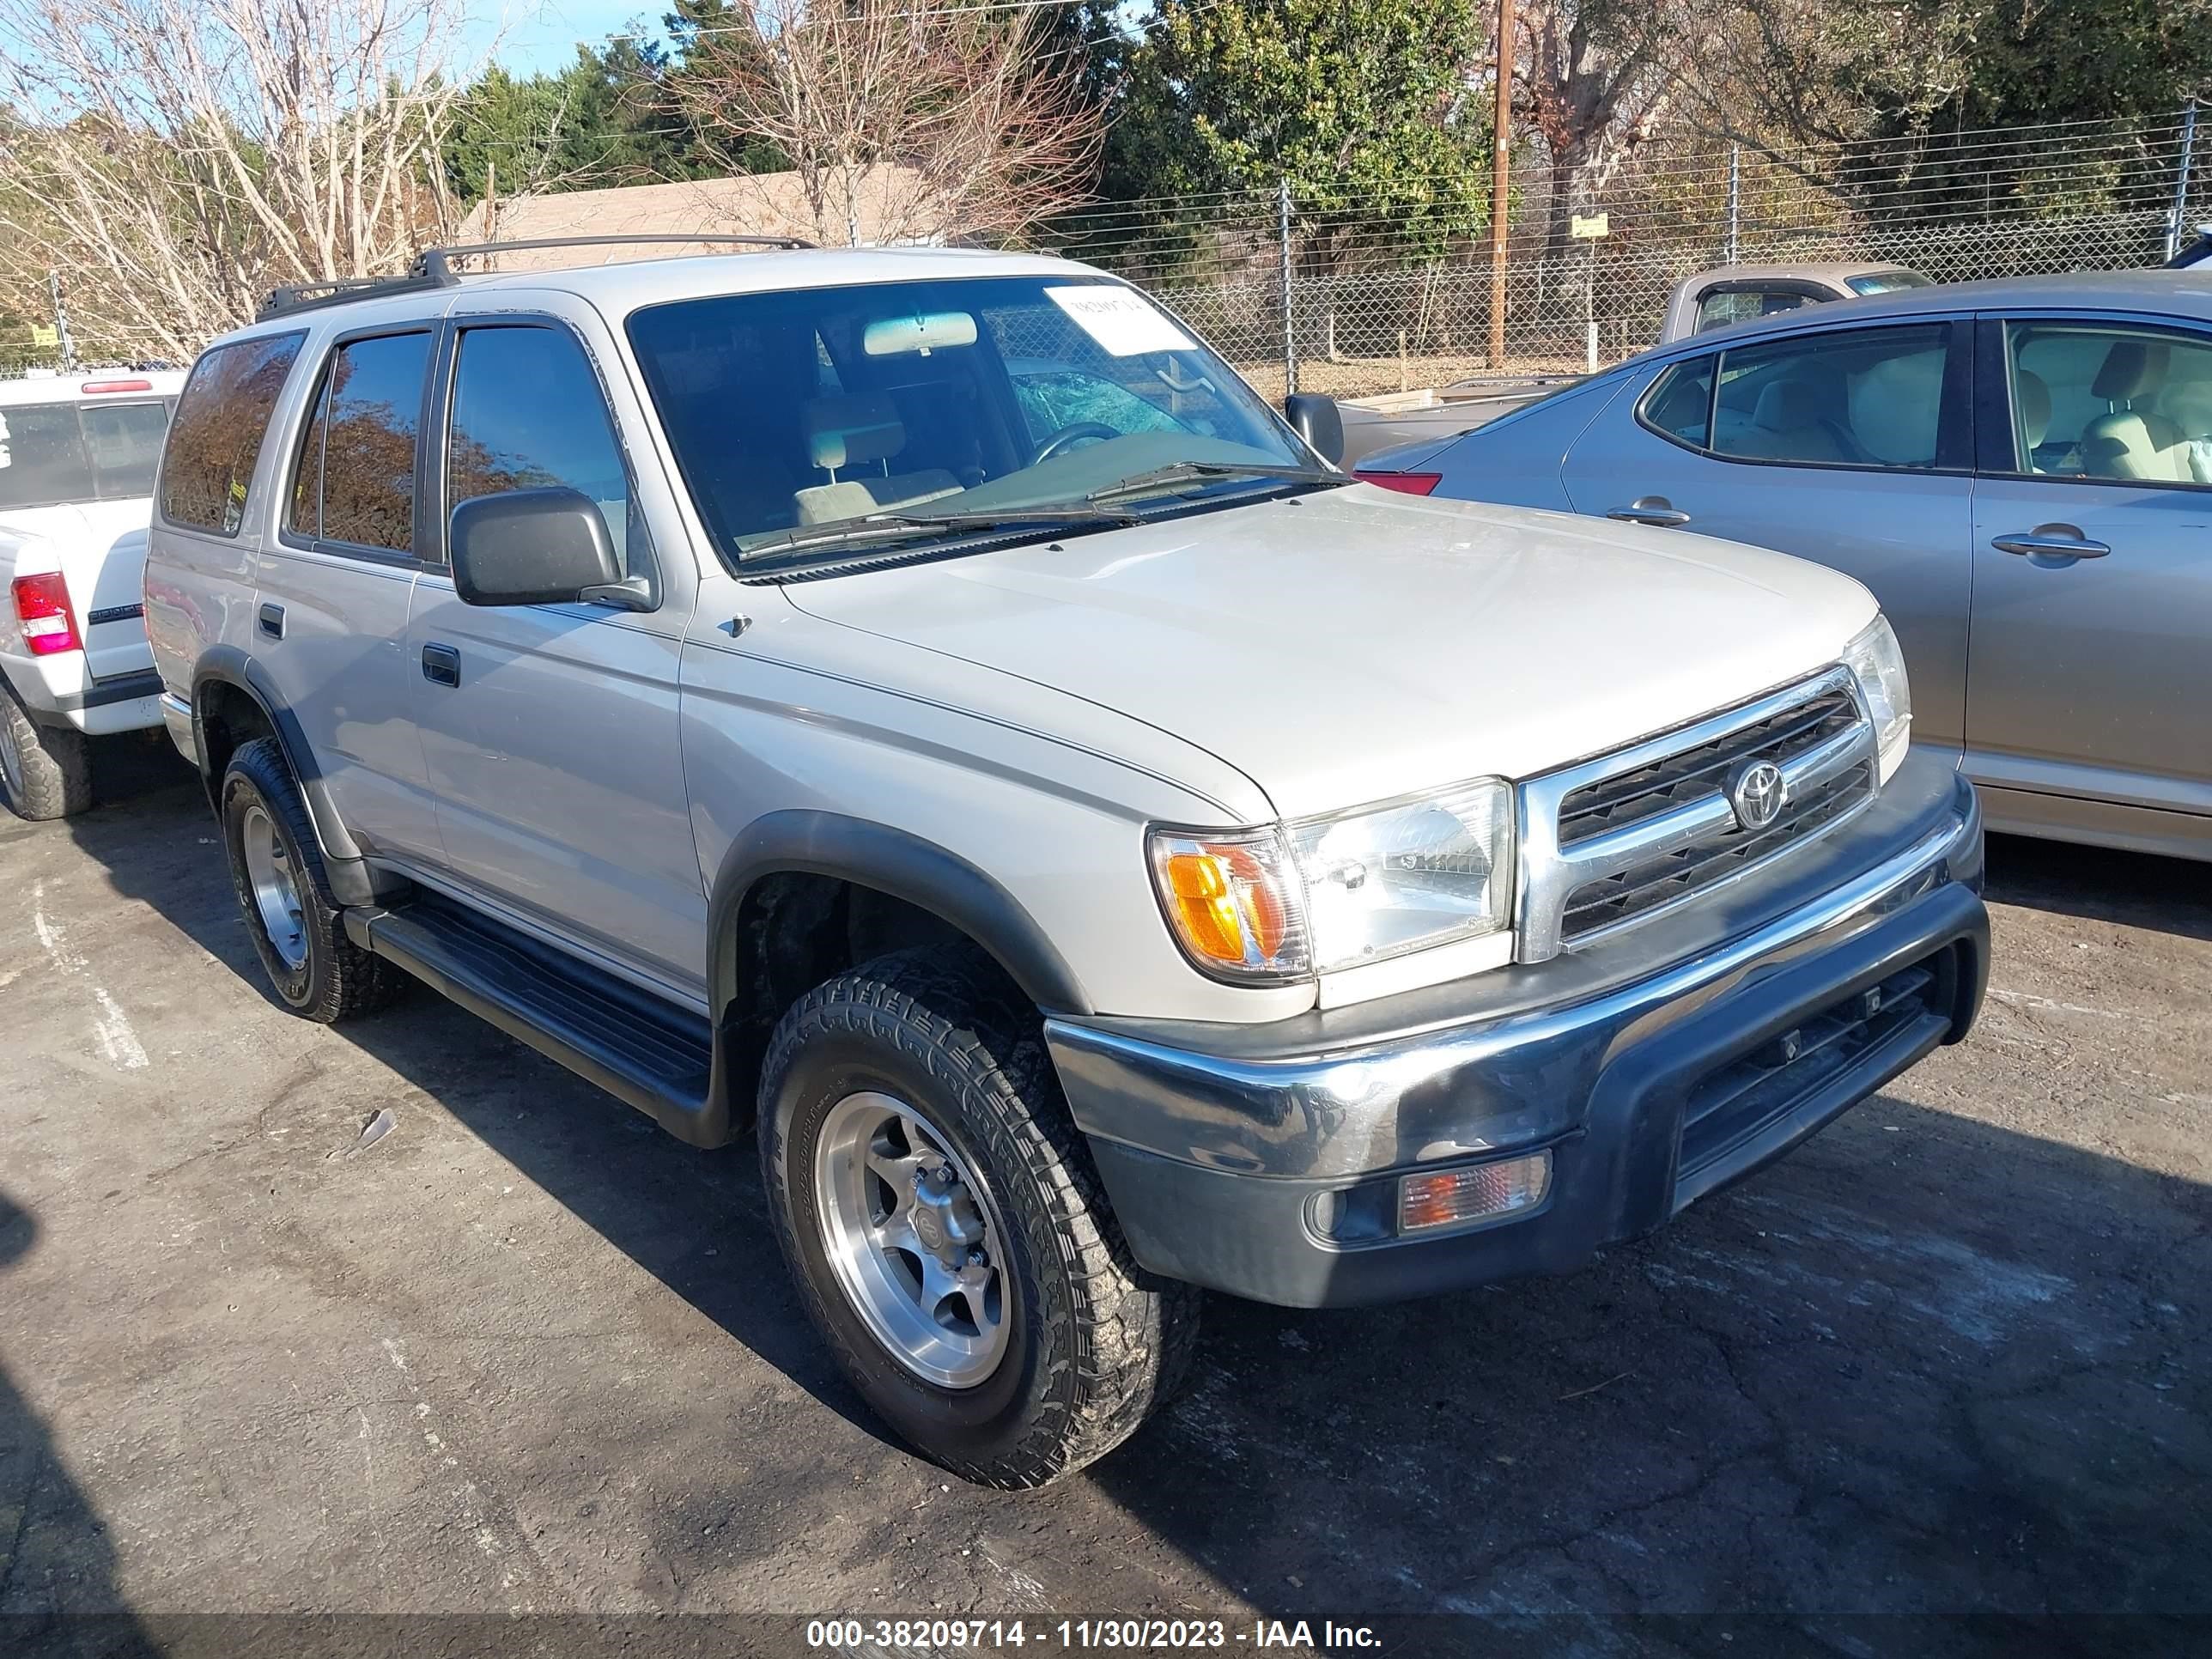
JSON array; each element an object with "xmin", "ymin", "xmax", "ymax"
[
  {"xmin": 450, "ymin": 487, "xmax": 623, "ymax": 609},
  {"xmin": 1284, "ymin": 392, "xmax": 1345, "ymax": 466}
]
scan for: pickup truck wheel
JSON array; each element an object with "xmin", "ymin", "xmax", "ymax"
[
  {"xmin": 219, "ymin": 738, "xmax": 399, "ymax": 1024},
  {"xmin": 0, "ymin": 685, "xmax": 92, "ymax": 820},
  {"xmin": 760, "ymin": 945, "xmax": 1198, "ymax": 1489}
]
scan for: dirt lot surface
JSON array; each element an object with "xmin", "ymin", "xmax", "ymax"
[{"xmin": 3, "ymin": 746, "xmax": 2207, "ymax": 1657}]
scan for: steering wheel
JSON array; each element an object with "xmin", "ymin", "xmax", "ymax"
[{"xmin": 1032, "ymin": 422, "xmax": 1120, "ymax": 463}]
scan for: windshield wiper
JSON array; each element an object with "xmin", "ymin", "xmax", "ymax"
[
  {"xmin": 738, "ymin": 502, "xmax": 1142, "ymax": 562},
  {"xmin": 1085, "ymin": 460, "xmax": 1346, "ymax": 507}
]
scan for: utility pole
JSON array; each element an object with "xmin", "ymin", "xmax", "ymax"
[
  {"xmin": 47, "ymin": 270, "xmax": 76, "ymax": 372},
  {"xmin": 1489, "ymin": 0, "xmax": 1515, "ymax": 368}
]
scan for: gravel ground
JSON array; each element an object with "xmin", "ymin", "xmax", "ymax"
[{"xmin": 2, "ymin": 744, "xmax": 2207, "ymax": 1658}]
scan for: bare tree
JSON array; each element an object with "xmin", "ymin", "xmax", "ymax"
[
  {"xmin": 670, "ymin": 0, "xmax": 1103, "ymax": 246},
  {"xmin": 0, "ymin": 0, "xmax": 471, "ymax": 361}
]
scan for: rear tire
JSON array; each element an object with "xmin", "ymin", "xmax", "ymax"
[
  {"xmin": 219, "ymin": 737, "xmax": 400, "ymax": 1024},
  {"xmin": 760, "ymin": 944, "xmax": 1198, "ymax": 1489},
  {"xmin": 0, "ymin": 683, "xmax": 92, "ymax": 821}
]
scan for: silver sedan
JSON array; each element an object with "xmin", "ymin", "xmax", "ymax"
[{"xmin": 1352, "ymin": 270, "xmax": 2212, "ymax": 861}]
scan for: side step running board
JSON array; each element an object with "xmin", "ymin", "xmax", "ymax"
[{"xmin": 343, "ymin": 899, "xmax": 731, "ymax": 1148}]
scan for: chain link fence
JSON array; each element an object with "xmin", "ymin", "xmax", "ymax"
[{"xmin": 1045, "ymin": 110, "xmax": 2206, "ymax": 404}]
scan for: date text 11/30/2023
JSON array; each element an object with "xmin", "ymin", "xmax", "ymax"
[{"xmin": 805, "ymin": 1618, "xmax": 1383, "ymax": 1650}]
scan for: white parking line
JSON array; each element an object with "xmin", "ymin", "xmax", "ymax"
[{"xmin": 29, "ymin": 879, "xmax": 150, "ymax": 1070}]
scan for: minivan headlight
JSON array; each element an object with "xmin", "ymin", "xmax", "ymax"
[
  {"xmin": 1842, "ymin": 616, "xmax": 1912, "ymax": 783},
  {"xmin": 1149, "ymin": 779, "xmax": 1514, "ymax": 982}
]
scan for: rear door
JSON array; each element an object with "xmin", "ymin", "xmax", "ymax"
[
  {"xmin": 404, "ymin": 302, "xmax": 704, "ymax": 994},
  {"xmin": 1560, "ymin": 318, "xmax": 1976, "ymax": 754},
  {"xmin": 256, "ymin": 324, "xmax": 443, "ymax": 862},
  {"xmin": 1963, "ymin": 313, "xmax": 2212, "ymax": 844}
]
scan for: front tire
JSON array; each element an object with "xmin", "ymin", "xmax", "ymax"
[
  {"xmin": 0, "ymin": 684, "xmax": 92, "ymax": 820},
  {"xmin": 219, "ymin": 738, "xmax": 399, "ymax": 1023},
  {"xmin": 760, "ymin": 945, "xmax": 1198, "ymax": 1489}
]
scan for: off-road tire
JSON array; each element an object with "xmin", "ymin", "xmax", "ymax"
[
  {"xmin": 0, "ymin": 682, "xmax": 92, "ymax": 820},
  {"xmin": 760, "ymin": 944, "xmax": 1199, "ymax": 1488},
  {"xmin": 219, "ymin": 738, "xmax": 400, "ymax": 1023}
]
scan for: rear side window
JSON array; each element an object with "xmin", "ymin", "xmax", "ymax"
[
  {"xmin": 287, "ymin": 331, "xmax": 432, "ymax": 554},
  {"xmin": 1641, "ymin": 357, "xmax": 1715, "ymax": 447},
  {"xmin": 1710, "ymin": 323, "xmax": 1953, "ymax": 470},
  {"xmin": 0, "ymin": 400, "xmax": 173, "ymax": 509},
  {"xmin": 161, "ymin": 332, "xmax": 304, "ymax": 534}
]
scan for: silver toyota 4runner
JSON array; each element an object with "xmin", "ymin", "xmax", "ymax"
[{"xmin": 144, "ymin": 238, "xmax": 1988, "ymax": 1487}]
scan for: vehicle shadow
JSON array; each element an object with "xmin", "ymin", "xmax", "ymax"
[
  {"xmin": 54, "ymin": 755, "xmax": 2212, "ymax": 1640},
  {"xmin": 0, "ymin": 1189, "xmax": 161, "ymax": 1658},
  {"xmin": 1984, "ymin": 830, "xmax": 2212, "ymax": 943}
]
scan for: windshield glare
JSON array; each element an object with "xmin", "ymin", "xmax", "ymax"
[{"xmin": 624, "ymin": 276, "xmax": 1309, "ymax": 557}]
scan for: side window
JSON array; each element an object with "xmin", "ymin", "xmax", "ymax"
[
  {"xmin": 447, "ymin": 325, "xmax": 636, "ymax": 569},
  {"xmin": 315, "ymin": 333, "xmax": 431, "ymax": 553},
  {"xmin": 1697, "ymin": 289, "xmax": 1809, "ymax": 334},
  {"xmin": 161, "ymin": 331, "xmax": 304, "ymax": 535},
  {"xmin": 1711, "ymin": 324, "xmax": 1952, "ymax": 470},
  {"xmin": 81, "ymin": 402, "xmax": 171, "ymax": 500},
  {"xmin": 1639, "ymin": 356, "xmax": 1716, "ymax": 447},
  {"xmin": 2004, "ymin": 322, "xmax": 2212, "ymax": 486}
]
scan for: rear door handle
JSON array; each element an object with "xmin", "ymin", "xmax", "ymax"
[
  {"xmin": 1607, "ymin": 495, "xmax": 1692, "ymax": 528},
  {"xmin": 422, "ymin": 643, "xmax": 460, "ymax": 687},
  {"xmin": 257, "ymin": 602, "xmax": 285, "ymax": 640},
  {"xmin": 1992, "ymin": 524, "xmax": 2110, "ymax": 560}
]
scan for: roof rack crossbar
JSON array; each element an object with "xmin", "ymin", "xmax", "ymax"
[
  {"xmin": 417, "ymin": 233, "xmax": 817, "ymax": 282},
  {"xmin": 256, "ymin": 232, "xmax": 817, "ymax": 320}
]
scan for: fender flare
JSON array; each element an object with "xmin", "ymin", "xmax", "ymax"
[
  {"xmin": 705, "ymin": 809, "xmax": 1092, "ymax": 1024},
  {"xmin": 189, "ymin": 647, "xmax": 386, "ymax": 907}
]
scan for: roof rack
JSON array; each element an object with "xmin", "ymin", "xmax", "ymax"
[{"xmin": 257, "ymin": 232, "xmax": 819, "ymax": 320}]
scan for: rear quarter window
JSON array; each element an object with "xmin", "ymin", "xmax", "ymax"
[{"xmin": 161, "ymin": 331, "xmax": 305, "ymax": 535}]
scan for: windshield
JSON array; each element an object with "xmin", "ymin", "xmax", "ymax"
[
  {"xmin": 625, "ymin": 276, "xmax": 1316, "ymax": 562},
  {"xmin": 0, "ymin": 399, "xmax": 172, "ymax": 512},
  {"xmin": 1844, "ymin": 270, "xmax": 1933, "ymax": 296}
]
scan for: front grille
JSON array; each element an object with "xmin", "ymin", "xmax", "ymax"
[
  {"xmin": 1555, "ymin": 688, "xmax": 1874, "ymax": 945},
  {"xmin": 1678, "ymin": 957, "xmax": 1941, "ymax": 1181}
]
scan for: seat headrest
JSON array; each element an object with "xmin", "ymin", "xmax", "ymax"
[
  {"xmin": 2014, "ymin": 369, "xmax": 2051, "ymax": 449},
  {"xmin": 2091, "ymin": 340, "xmax": 2169, "ymax": 402},
  {"xmin": 1752, "ymin": 379, "xmax": 1832, "ymax": 432},
  {"xmin": 806, "ymin": 394, "xmax": 905, "ymax": 470}
]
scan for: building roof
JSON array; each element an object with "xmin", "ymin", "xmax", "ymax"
[{"xmin": 454, "ymin": 167, "xmax": 957, "ymax": 262}]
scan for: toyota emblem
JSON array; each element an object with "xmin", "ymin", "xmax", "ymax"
[{"xmin": 1727, "ymin": 759, "xmax": 1788, "ymax": 830}]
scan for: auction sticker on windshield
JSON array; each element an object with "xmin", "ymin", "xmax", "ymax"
[{"xmin": 1046, "ymin": 285, "xmax": 1197, "ymax": 356}]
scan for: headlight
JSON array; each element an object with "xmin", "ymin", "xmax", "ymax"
[
  {"xmin": 1149, "ymin": 779, "xmax": 1514, "ymax": 982},
  {"xmin": 1842, "ymin": 615, "xmax": 1912, "ymax": 784}
]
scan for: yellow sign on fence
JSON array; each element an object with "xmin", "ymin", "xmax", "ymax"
[
  {"xmin": 1570, "ymin": 213, "xmax": 1610, "ymax": 240},
  {"xmin": 29, "ymin": 325, "xmax": 57, "ymax": 347}
]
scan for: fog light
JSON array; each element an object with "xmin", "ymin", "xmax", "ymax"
[{"xmin": 1398, "ymin": 1152, "xmax": 1552, "ymax": 1234}]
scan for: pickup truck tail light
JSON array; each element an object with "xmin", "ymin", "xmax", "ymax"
[
  {"xmin": 11, "ymin": 574, "xmax": 82, "ymax": 656},
  {"xmin": 1354, "ymin": 470, "xmax": 1442, "ymax": 496}
]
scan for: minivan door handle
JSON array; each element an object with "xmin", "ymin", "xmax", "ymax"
[
  {"xmin": 1607, "ymin": 495, "xmax": 1692, "ymax": 528},
  {"xmin": 1991, "ymin": 524, "xmax": 2111, "ymax": 560},
  {"xmin": 257, "ymin": 603, "xmax": 285, "ymax": 640},
  {"xmin": 421, "ymin": 643, "xmax": 460, "ymax": 688}
]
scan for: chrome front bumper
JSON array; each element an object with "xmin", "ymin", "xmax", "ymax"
[{"xmin": 1046, "ymin": 751, "xmax": 1986, "ymax": 1307}]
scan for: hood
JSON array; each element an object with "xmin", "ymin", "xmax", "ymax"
[{"xmin": 781, "ymin": 485, "xmax": 1879, "ymax": 820}]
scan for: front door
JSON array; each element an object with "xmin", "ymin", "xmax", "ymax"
[
  {"xmin": 1561, "ymin": 319, "xmax": 1975, "ymax": 753},
  {"xmin": 405, "ymin": 308, "xmax": 706, "ymax": 995},
  {"xmin": 1964, "ymin": 315, "xmax": 2212, "ymax": 839}
]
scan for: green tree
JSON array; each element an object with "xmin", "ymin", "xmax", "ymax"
[{"xmin": 1092, "ymin": 0, "xmax": 1492, "ymax": 274}]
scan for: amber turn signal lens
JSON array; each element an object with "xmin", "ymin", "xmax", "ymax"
[
  {"xmin": 1160, "ymin": 846, "xmax": 1285, "ymax": 965},
  {"xmin": 1399, "ymin": 1152, "xmax": 1552, "ymax": 1234}
]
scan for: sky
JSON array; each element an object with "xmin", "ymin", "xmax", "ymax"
[{"xmin": 460, "ymin": 0, "xmax": 659, "ymax": 79}]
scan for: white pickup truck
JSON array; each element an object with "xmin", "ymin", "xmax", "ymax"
[{"xmin": 0, "ymin": 371, "xmax": 182, "ymax": 817}]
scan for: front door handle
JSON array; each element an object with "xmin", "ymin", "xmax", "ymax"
[
  {"xmin": 257, "ymin": 602, "xmax": 285, "ymax": 640},
  {"xmin": 1607, "ymin": 495, "xmax": 1692, "ymax": 528},
  {"xmin": 1992, "ymin": 524, "xmax": 2111, "ymax": 560},
  {"xmin": 421, "ymin": 643, "xmax": 460, "ymax": 688}
]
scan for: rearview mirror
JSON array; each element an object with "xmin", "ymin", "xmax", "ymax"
[
  {"xmin": 450, "ymin": 488, "xmax": 621, "ymax": 609},
  {"xmin": 863, "ymin": 311, "xmax": 979, "ymax": 356},
  {"xmin": 1284, "ymin": 392, "xmax": 1345, "ymax": 466}
]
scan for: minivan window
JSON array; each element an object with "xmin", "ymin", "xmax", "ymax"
[
  {"xmin": 290, "ymin": 331, "xmax": 431, "ymax": 554},
  {"xmin": 446, "ymin": 324, "xmax": 639, "ymax": 571},
  {"xmin": 0, "ymin": 400, "xmax": 172, "ymax": 511},
  {"xmin": 161, "ymin": 331, "xmax": 304, "ymax": 534},
  {"xmin": 626, "ymin": 275, "xmax": 1310, "ymax": 562}
]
